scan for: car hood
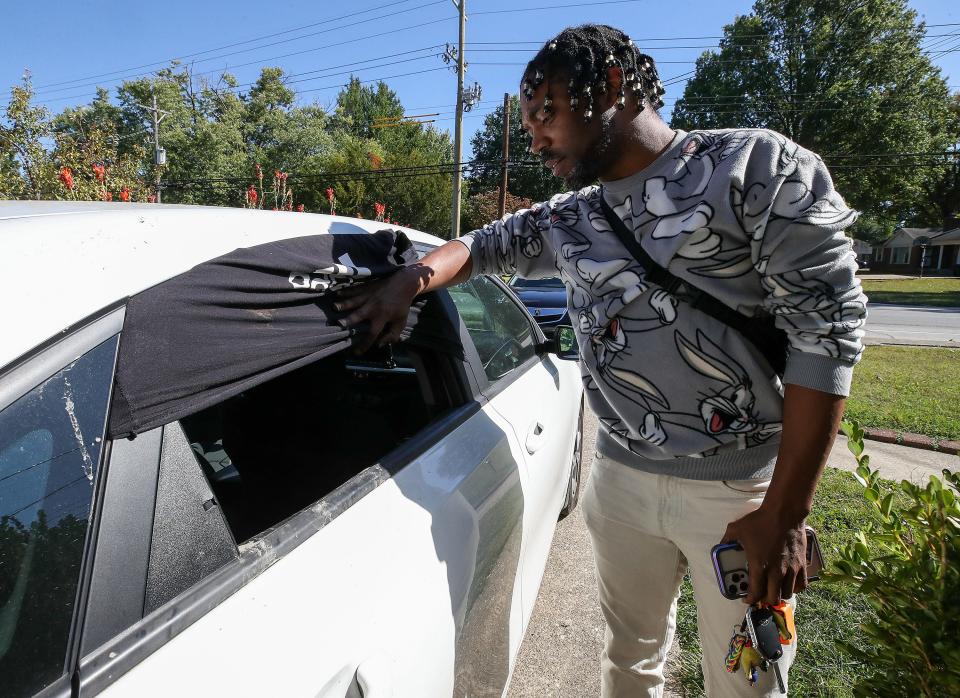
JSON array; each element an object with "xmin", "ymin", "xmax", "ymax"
[{"xmin": 514, "ymin": 289, "xmax": 567, "ymax": 308}]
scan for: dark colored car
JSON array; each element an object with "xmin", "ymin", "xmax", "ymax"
[{"xmin": 508, "ymin": 276, "xmax": 570, "ymax": 337}]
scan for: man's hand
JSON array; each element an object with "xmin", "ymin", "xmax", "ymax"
[
  {"xmin": 720, "ymin": 383, "xmax": 845, "ymax": 605},
  {"xmin": 334, "ymin": 268, "xmax": 422, "ymax": 355},
  {"xmin": 721, "ymin": 506, "xmax": 808, "ymax": 606},
  {"xmin": 333, "ymin": 240, "xmax": 475, "ymax": 355}
]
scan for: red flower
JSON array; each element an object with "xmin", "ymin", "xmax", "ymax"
[
  {"xmin": 255, "ymin": 164, "xmax": 263, "ymax": 179},
  {"xmin": 58, "ymin": 166, "xmax": 74, "ymax": 190},
  {"xmin": 147, "ymin": 194, "xmax": 157, "ymax": 203},
  {"xmin": 92, "ymin": 163, "xmax": 106, "ymax": 182},
  {"xmin": 272, "ymin": 206, "xmax": 279, "ymax": 211},
  {"xmin": 325, "ymin": 187, "xmax": 335, "ymax": 203},
  {"xmin": 285, "ymin": 199, "xmax": 293, "ymax": 211},
  {"xmin": 119, "ymin": 188, "xmax": 130, "ymax": 202},
  {"xmin": 296, "ymin": 204, "xmax": 305, "ymax": 212},
  {"xmin": 246, "ymin": 185, "xmax": 258, "ymax": 206},
  {"xmin": 102, "ymin": 191, "xmax": 113, "ymax": 201},
  {"xmin": 274, "ymin": 170, "xmax": 281, "ymax": 180}
]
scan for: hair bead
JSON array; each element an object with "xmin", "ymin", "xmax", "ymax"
[{"xmin": 521, "ymin": 24, "xmax": 666, "ymax": 119}]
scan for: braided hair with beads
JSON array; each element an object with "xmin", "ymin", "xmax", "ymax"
[{"xmin": 521, "ymin": 24, "xmax": 665, "ymax": 124}]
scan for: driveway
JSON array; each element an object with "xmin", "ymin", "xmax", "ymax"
[
  {"xmin": 863, "ymin": 303, "xmax": 960, "ymax": 346},
  {"xmin": 507, "ymin": 408, "xmax": 605, "ymax": 697},
  {"xmin": 506, "ymin": 408, "xmax": 684, "ymax": 698}
]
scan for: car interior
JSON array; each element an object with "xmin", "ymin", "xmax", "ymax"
[{"xmin": 180, "ymin": 344, "xmax": 459, "ymax": 543}]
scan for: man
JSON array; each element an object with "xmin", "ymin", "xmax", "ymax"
[{"xmin": 336, "ymin": 24, "xmax": 866, "ymax": 697}]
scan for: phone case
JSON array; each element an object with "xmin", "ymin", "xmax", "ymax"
[{"xmin": 711, "ymin": 526, "xmax": 824, "ymax": 599}]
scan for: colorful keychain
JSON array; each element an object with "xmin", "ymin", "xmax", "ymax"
[{"xmin": 724, "ymin": 604, "xmax": 790, "ymax": 692}]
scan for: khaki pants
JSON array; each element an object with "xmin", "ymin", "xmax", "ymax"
[{"xmin": 582, "ymin": 452, "xmax": 797, "ymax": 698}]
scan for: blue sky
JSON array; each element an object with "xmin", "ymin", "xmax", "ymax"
[{"xmin": 2, "ymin": 0, "xmax": 958, "ymax": 158}]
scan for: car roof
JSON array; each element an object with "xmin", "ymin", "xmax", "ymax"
[{"xmin": 0, "ymin": 201, "xmax": 445, "ymax": 371}]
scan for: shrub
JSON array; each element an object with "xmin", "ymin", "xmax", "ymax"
[{"xmin": 828, "ymin": 422, "xmax": 960, "ymax": 697}]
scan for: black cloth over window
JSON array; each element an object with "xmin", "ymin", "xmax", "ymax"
[{"xmin": 108, "ymin": 230, "xmax": 461, "ymax": 438}]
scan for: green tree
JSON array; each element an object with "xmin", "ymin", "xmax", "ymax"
[
  {"xmin": 469, "ymin": 95, "xmax": 562, "ymax": 204},
  {"xmin": 462, "ymin": 189, "xmax": 534, "ymax": 233},
  {"xmin": 318, "ymin": 77, "xmax": 455, "ymax": 235},
  {"xmin": 670, "ymin": 0, "xmax": 958, "ymax": 225},
  {"xmin": 1, "ymin": 66, "xmax": 457, "ymax": 232},
  {"xmin": 330, "ymin": 77, "xmax": 405, "ymax": 140},
  {"xmin": 0, "ymin": 76, "xmax": 55, "ymax": 199},
  {"xmin": 1, "ymin": 76, "xmax": 147, "ymax": 201},
  {"xmin": 924, "ymin": 92, "xmax": 960, "ymax": 229}
]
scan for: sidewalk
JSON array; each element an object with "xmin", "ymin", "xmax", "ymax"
[{"xmin": 829, "ymin": 435, "xmax": 958, "ymax": 483}]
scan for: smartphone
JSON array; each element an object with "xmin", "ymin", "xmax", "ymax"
[{"xmin": 711, "ymin": 526, "xmax": 824, "ymax": 600}]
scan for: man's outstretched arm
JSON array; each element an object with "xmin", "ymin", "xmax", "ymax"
[
  {"xmin": 334, "ymin": 240, "xmax": 474, "ymax": 354},
  {"xmin": 336, "ymin": 201, "xmax": 555, "ymax": 354}
]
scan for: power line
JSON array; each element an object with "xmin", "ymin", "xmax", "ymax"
[
  {"xmin": 671, "ymin": 104, "xmax": 957, "ymax": 114},
  {"xmin": 33, "ymin": 0, "xmax": 447, "ymax": 92},
  {"xmin": 462, "ymin": 23, "xmax": 960, "ymax": 45},
  {"xmin": 461, "ymin": 31, "xmax": 960, "ymax": 53},
  {"xmin": 31, "ymin": 28, "xmax": 452, "ymax": 104},
  {"xmin": 470, "ymin": 41, "xmax": 960, "ymax": 68},
  {"xmin": 471, "ymin": 0, "xmax": 645, "ymax": 14},
  {"xmin": 12, "ymin": 22, "xmax": 456, "ymax": 110},
  {"xmin": 27, "ymin": 16, "xmax": 960, "ymax": 102},
  {"xmin": 296, "ymin": 66, "xmax": 452, "ymax": 96}
]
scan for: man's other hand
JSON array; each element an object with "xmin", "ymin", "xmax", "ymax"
[
  {"xmin": 721, "ymin": 506, "xmax": 808, "ymax": 605},
  {"xmin": 334, "ymin": 268, "xmax": 422, "ymax": 355}
]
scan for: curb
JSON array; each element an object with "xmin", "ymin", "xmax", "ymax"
[{"xmin": 860, "ymin": 427, "xmax": 960, "ymax": 456}]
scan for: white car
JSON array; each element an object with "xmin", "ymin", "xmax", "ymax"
[{"xmin": 0, "ymin": 202, "xmax": 584, "ymax": 698}]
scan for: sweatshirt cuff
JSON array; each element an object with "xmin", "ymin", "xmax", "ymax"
[
  {"xmin": 782, "ymin": 351, "xmax": 855, "ymax": 397},
  {"xmin": 451, "ymin": 235, "xmax": 480, "ymax": 277}
]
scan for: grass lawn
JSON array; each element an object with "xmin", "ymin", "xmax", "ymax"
[
  {"xmin": 671, "ymin": 467, "xmax": 890, "ymax": 697},
  {"xmin": 860, "ymin": 277, "xmax": 960, "ymax": 307},
  {"xmin": 846, "ymin": 345, "xmax": 960, "ymax": 442}
]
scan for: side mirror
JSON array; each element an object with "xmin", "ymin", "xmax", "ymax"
[{"xmin": 537, "ymin": 325, "xmax": 579, "ymax": 361}]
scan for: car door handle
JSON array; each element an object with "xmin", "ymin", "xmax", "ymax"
[
  {"xmin": 355, "ymin": 653, "xmax": 393, "ymax": 698},
  {"xmin": 526, "ymin": 421, "xmax": 547, "ymax": 454}
]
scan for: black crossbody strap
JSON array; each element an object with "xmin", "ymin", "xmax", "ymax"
[
  {"xmin": 598, "ymin": 197, "xmax": 685, "ymax": 295},
  {"xmin": 598, "ymin": 194, "xmax": 788, "ymax": 376}
]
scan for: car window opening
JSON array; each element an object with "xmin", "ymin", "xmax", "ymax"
[{"xmin": 179, "ymin": 343, "xmax": 452, "ymax": 544}]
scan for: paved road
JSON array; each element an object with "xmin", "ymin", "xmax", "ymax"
[{"xmin": 863, "ymin": 303, "xmax": 960, "ymax": 346}]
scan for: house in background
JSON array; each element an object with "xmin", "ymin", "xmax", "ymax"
[
  {"xmin": 874, "ymin": 226, "xmax": 960, "ymax": 274},
  {"xmin": 851, "ymin": 238, "xmax": 874, "ymax": 268}
]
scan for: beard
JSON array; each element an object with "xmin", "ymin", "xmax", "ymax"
[{"xmin": 562, "ymin": 112, "xmax": 619, "ymax": 189}]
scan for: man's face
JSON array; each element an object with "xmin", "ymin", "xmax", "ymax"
[{"xmin": 520, "ymin": 76, "xmax": 619, "ymax": 189}]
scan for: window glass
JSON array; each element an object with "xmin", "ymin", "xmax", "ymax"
[
  {"xmin": 181, "ymin": 344, "xmax": 444, "ymax": 543},
  {"xmin": 509, "ymin": 276, "xmax": 565, "ymax": 291},
  {"xmin": 0, "ymin": 337, "xmax": 117, "ymax": 698},
  {"xmin": 449, "ymin": 277, "xmax": 537, "ymax": 382},
  {"xmin": 893, "ymin": 247, "xmax": 910, "ymax": 264}
]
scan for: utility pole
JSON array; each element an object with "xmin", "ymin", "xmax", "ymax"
[
  {"xmin": 137, "ymin": 95, "xmax": 168, "ymax": 203},
  {"xmin": 450, "ymin": 0, "xmax": 466, "ymax": 238},
  {"xmin": 497, "ymin": 92, "xmax": 511, "ymax": 218}
]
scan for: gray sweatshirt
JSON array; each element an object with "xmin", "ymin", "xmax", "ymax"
[{"xmin": 457, "ymin": 128, "xmax": 868, "ymax": 481}]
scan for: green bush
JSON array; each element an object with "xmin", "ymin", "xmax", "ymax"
[{"xmin": 828, "ymin": 422, "xmax": 960, "ymax": 697}]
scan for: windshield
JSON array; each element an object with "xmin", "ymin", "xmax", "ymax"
[{"xmin": 509, "ymin": 277, "xmax": 565, "ymax": 290}]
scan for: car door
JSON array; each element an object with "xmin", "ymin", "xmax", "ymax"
[
  {"xmin": 447, "ymin": 276, "xmax": 580, "ymax": 634},
  {"xmin": 80, "ymin": 322, "xmax": 529, "ymax": 697}
]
